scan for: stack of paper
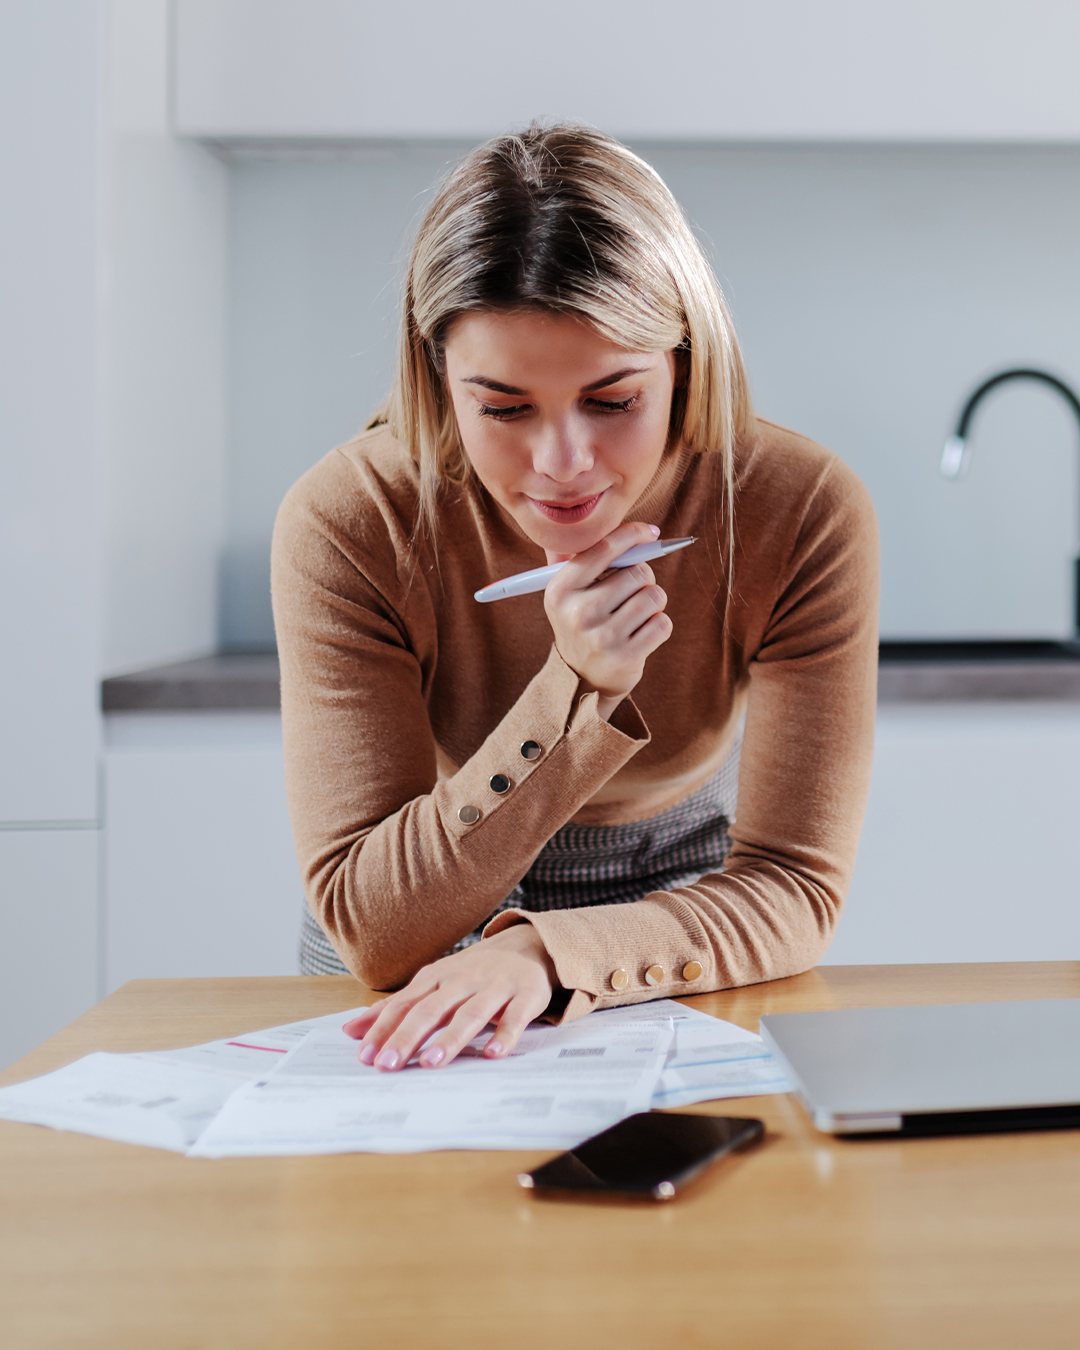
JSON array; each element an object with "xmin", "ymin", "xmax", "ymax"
[
  {"xmin": 191, "ymin": 1014, "xmax": 672, "ymax": 1157},
  {"xmin": 0, "ymin": 1009, "xmax": 352, "ymax": 1153},
  {"xmin": 0, "ymin": 1000, "xmax": 790, "ymax": 1157}
]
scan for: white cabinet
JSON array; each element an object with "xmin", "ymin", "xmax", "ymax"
[
  {"xmin": 0, "ymin": 2, "xmax": 103, "ymax": 824},
  {"xmin": 0, "ymin": 829, "xmax": 99, "ymax": 1071},
  {"xmin": 825, "ymin": 702, "xmax": 1080, "ymax": 965},
  {"xmin": 98, "ymin": 699, "xmax": 1080, "ymax": 997},
  {"xmin": 102, "ymin": 714, "xmax": 302, "ymax": 991},
  {"xmin": 174, "ymin": 0, "xmax": 1080, "ymax": 143}
]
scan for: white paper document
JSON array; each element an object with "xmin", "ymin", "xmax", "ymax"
[
  {"xmin": 189, "ymin": 1014, "xmax": 673, "ymax": 1157},
  {"xmin": 0, "ymin": 998, "xmax": 790, "ymax": 1157},
  {"xmin": 0, "ymin": 1007, "xmax": 369, "ymax": 1154},
  {"xmin": 654, "ymin": 1019, "xmax": 793, "ymax": 1107},
  {"xmin": 0, "ymin": 1052, "xmax": 243, "ymax": 1153},
  {"xmin": 589, "ymin": 1000, "xmax": 793, "ymax": 1107}
]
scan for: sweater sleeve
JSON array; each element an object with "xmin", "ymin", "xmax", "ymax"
[
  {"xmin": 484, "ymin": 456, "xmax": 880, "ymax": 1022},
  {"xmin": 271, "ymin": 469, "xmax": 650, "ymax": 991}
]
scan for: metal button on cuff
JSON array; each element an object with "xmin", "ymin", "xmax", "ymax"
[
  {"xmin": 519, "ymin": 740, "xmax": 542, "ymax": 760},
  {"xmin": 682, "ymin": 961, "xmax": 703, "ymax": 982},
  {"xmin": 457, "ymin": 805, "xmax": 480, "ymax": 825},
  {"xmin": 645, "ymin": 965, "xmax": 665, "ymax": 987},
  {"xmin": 609, "ymin": 969, "xmax": 629, "ymax": 992},
  {"xmin": 489, "ymin": 773, "xmax": 511, "ymax": 794}
]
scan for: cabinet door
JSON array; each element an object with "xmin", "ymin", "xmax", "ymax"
[
  {"xmin": 825, "ymin": 703, "xmax": 1080, "ymax": 964},
  {"xmin": 103, "ymin": 715, "xmax": 303, "ymax": 990},
  {"xmin": 0, "ymin": 2, "xmax": 101, "ymax": 823},
  {"xmin": 0, "ymin": 829, "xmax": 98, "ymax": 1071}
]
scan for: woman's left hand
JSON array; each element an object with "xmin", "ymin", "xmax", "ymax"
[{"xmin": 341, "ymin": 923, "xmax": 557, "ymax": 1070}]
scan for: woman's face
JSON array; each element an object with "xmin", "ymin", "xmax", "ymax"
[{"xmin": 443, "ymin": 309, "xmax": 677, "ymax": 558}]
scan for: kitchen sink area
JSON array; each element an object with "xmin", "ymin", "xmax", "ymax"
[
  {"xmin": 881, "ymin": 640, "xmax": 1080, "ymax": 659},
  {"xmin": 878, "ymin": 639, "xmax": 1080, "ymax": 700}
]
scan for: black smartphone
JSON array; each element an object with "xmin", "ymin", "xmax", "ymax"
[{"xmin": 518, "ymin": 1112, "xmax": 764, "ymax": 1201}]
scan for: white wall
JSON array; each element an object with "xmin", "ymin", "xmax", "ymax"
[
  {"xmin": 100, "ymin": 0, "xmax": 228, "ymax": 675},
  {"xmin": 220, "ymin": 145, "xmax": 465, "ymax": 644},
  {"xmin": 219, "ymin": 144, "xmax": 1080, "ymax": 648},
  {"xmin": 173, "ymin": 0, "xmax": 1080, "ymax": 143}
]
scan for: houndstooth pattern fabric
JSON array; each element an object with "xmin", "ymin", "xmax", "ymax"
[{"xmin": 298, "ymin": 737, "xmax": 740, "ymax": 975}]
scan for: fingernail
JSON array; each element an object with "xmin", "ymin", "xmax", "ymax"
[
  {"xmin": 419, "ymin": 1046, "xmax": 445, "ymax": 1068},
  {"xmin": 358, "ymin": 1042, "xmax": 378, "ymax": 1066},
  {"xmin": 648, "ymin": 524, "xmax": 661, "ymax": 537},
  {"xmin": 484, "ymin": 1040, "xmax": 504, "ymax": 1058},
  {"xmin": 374, "ymin": 1048, "xmax": 400, "ymax": 1070}
]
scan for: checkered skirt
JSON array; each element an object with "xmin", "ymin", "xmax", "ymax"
[{"xmin": 298, "ymin": 737, "xmax": 740, "ymax": 976}]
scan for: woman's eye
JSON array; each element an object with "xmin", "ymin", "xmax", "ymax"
[
  {"xmin": 478, "ymin": 403, "xmax": 528, "ymax": 420},
  {"xmin": 586, "ymin": 396, "xmax": 638, "ymax": 414}
]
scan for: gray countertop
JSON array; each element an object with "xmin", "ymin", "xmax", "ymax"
[
  {"xmin": 101, "ymin": 652, "xmax": 281, "ymax": 712},
  {"xmin": 877, "ymin": 661, "xmax": 1080, "ymax": 702},
  {"xmin": 101, "ymin": 643, "xmax": 1080, "ymax": 712}
]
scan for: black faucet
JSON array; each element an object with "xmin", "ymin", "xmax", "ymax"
[{"xmin": 940, "ymin": 367, "xmax": 1080, "ymax": 634}]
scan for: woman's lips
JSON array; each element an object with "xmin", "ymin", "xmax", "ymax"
[{"xmin": 530, "ymin": 492, "xmax": 604, "ymax": 524}]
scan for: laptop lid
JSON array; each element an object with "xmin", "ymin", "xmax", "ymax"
[{"xmin": 758, "ymin": 999, "xmax": 1080, "ymax": 1135}]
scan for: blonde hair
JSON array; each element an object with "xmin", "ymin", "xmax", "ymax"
[{"xmin": 381, "ymin": 123, "xmax": 754, "ymax": 548}]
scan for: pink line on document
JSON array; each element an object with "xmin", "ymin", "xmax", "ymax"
[{"xmin": 227, "ymin": 1041, "xmax": 288, "ymax": 1053}]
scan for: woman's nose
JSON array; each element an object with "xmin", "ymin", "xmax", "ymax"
[{"xmin": 532, "ymin": 420, "xmax": 593, "ymax": 481}]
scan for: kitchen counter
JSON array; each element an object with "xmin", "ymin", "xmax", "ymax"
[
  {"xmin": 101, "ymin": 651, "xmax": 281, "ymax": 712},
  {"xmin": 101, "ymin": 642, "xmax": 1080, "ymax": 712},
  {"xmin": 877, "ymin": 640, "xmax": 1080, "ymax": 702}
]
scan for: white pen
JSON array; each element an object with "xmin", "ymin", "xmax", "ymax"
[{"xmin": 474, "ymin": 537, "xmax": 696, "ymax": 603}]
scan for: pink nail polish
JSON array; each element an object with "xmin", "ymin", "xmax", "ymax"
[
  {"xmin": 648, "ymin": 524, "xmax": 661, "ymax": 537},
  {"xmin": 374, "ymin": 1048, "xmax": 400, "ymax": 1070},
  {"xmin": 420, "ymin": 1046, "xmax": 445, "ymax": 1068},
  {"xmin": 484, "ymin": 1040, "xmax": 504, "ymax": 1058},
  {"xmin": 358, "ymin": 1042, "xmax": 377, "ymax": 1066}
]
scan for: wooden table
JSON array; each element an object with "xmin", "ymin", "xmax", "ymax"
[{"xmin": 2, "ymin": 964, "xmax": 1079, "ymax": 1349}]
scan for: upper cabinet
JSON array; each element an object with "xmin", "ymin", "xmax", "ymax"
[{"xmin": 174, "ymin": 0, "xmax": 1080, "ymax": 144}]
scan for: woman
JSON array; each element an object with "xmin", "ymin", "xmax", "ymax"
[{"xmin": 271, "ymin": 124, "xmax": 878, "ymax": 1073}]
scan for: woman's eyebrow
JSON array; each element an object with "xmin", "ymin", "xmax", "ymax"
[
  {"xmin": 461, "ymin": 365, "xmax": 650, "ymax": 396},
  {"xmin": 461, "ymin": 376, "xmax": 526, "ymax": 395},
  {"xmin": 581, "ymin": 366, "xmax": 650, "ymax": 392}
]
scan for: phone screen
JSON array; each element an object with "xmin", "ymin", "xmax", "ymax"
[{"xmin": 519, "ymin": 1112, "xmax": 763, "ymax": 1200}]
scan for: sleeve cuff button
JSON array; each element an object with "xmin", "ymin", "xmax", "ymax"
[
  {"xmin": 489, "ymin": 773, "xmax": 511, "ymax": 794},
  {"xmin": 645, "ymin": 965, "xmax": 665, "ymax": 986},
  {"xmin": 682, "ymin": 961, "xmax": 703, "ymax": 982},
  {"xmin": 610, "ymin": 969, "xmax": 629, "ymax": 991},
  {"xmin": 457, "ymin": 805, "xmax": 481, "ymax": 824},
  {"xmin": 520, "ymin": 740, "xmax": 542, "ymax": 760}
]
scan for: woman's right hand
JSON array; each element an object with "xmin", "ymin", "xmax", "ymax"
[{"xmin": 543, "ymin": 520, "xmax": 673, "ymax": 719}]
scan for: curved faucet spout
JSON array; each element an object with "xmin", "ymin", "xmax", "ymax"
[
  {"xmin": 940, "ymin": 366, "xmax": 1080, "ymax": 632},
  {"xmin": 940, "ymin": 367, "xmax": 1080, "ymax": 480}
]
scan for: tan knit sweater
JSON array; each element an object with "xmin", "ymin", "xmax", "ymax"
[{"xmin": 271, "ymin": 419, "xmax": 879, "ymax": 1021}]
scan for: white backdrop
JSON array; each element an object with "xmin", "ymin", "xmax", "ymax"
[{"xmin": 219, "ymin": 143, "xmax": 1080, "ymax": 648}]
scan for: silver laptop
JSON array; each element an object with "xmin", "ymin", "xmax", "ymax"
[{"xmin": 758, "ymin": 1000, "xmax": 1080, "ymax": 1135}]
